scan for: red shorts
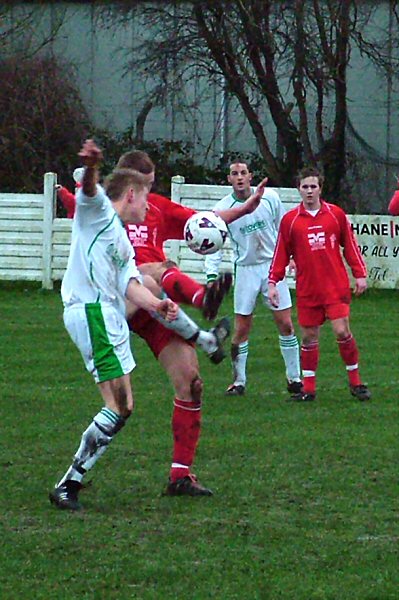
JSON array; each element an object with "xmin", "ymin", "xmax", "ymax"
[
  {"xmin": 128, "ymin": 309, "xmax": 179, "ymax": 358},
  {"xmin": 297, "ymin": 302, "xmax": 350, "ymax": 327}
]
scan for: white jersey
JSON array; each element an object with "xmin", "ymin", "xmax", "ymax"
[
  {"xmin": 61, "ymin": 185, "xmax": 141, "ymax": 316},
  {"xmin": 205, "ymin": 188, "xmax": 285, "ymax": 273}
]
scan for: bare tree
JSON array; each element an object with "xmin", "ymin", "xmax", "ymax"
[
  {"xmin": 0, "ymin": 4, "xmax": 93, "ymax": 193},
  {"xmin": 99, "ymin": 0, "xmax": 399, "ymax": 208},
  {"xmin": 0, "ymin": 2, "xmax": 67, "ymax": 60},
  {"xmin": 0, "ymin": 55, "xmax": 92, "ymax": 192}
]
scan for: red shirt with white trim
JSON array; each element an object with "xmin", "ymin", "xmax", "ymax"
[
  {"xmin": 268, "ymin": 200, "xmax": 367, "ymax": 307},
  {"xmin": 125, "ymin": 193, "xmax": 196, "ymax": 265}
]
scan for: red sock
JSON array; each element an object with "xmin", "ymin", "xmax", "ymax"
[
  {"xmin": 170, "ymin": 398, "xmax": 201, "ymax": 482},
  {"xmin": 301, "ymin": 341, "xmax": 319, "ymax": 394},
  {"xmin": 161, "ymin": 267, "xmax": 205, "ymax": 307},
  {"xmin": 337, "ymin": 335, "xmax": 361, "ymax": 386}
]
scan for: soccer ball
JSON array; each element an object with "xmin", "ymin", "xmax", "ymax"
[{"xmin": 184, "ymin": 211, "xmax": 228, "ymax": 255}]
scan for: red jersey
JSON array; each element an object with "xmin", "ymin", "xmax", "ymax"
[
  {"xmin": 388, "ymin": 190, "xmax": 399, "ymax": 216},
  {"xmin": 57, "ymin": 186, "xmax": 78, "ymax": 219},
  {"xmin": 269, "ymin": 201, "xmax": 367, "ymax": 307},
  {"xmin": 125, "ymin": 193, "xmax": 196, "ymax": 265},
  {"xmin": 59, "ymin": 189, "xmax": 196, "ymax": 265}
]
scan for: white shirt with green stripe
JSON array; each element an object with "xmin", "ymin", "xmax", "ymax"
[
  {"xmin": 205, "ymin": 188, "xmax": 285, "ymax": 276},
  {"xmin": 61, "ymin": 185, "xmax": 141, "ymax": 316}
]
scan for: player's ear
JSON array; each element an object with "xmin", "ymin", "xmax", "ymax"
[{"xmin": 127, "ymin": 188, "xmax": 135, "ymax": 204}]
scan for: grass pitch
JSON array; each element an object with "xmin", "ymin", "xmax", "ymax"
[{"xmin": 0, "ymin": 283, "xmax": 398, "ymax": 599}]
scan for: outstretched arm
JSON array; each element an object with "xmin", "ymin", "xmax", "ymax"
[
  {"xmin": 125, "ymin": 278, "xmax": 177, "ymax": 321},
  {"xmin": 78, "ymin": 139, "xmax": 103, "ymax": 197},
  {"xmin": 215, "ymin": 177, "xmax": 269, "ymax": 224}
]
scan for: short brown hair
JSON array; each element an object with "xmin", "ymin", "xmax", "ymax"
[
  {"xmin": 104, "ymin": 168, "xmax": 148, "ymax": 201},
  {"xmin": 229, "ymin": 160, "xmax": 250, "ymax": 171},
  {"xmin": 116, "ymin": 150, "xmax": 155, "ymax": 174},
  {"xmin": 296, "ymin": 166, "xmax": 324, "ymax": 187}
]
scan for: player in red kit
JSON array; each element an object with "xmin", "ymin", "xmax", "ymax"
[
  {"xmin": 268, "ymin": 166, "xmax": 371, "ymax": 402},
  {"xmin": 116, "ymin": 151, "xmax": 257, "ymax": 319},
  {"xmin": 58, "ymin": 150, "xmax": 267, "ymax": 496}
]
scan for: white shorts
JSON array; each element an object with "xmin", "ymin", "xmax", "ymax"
[
  {"xmin": 63, "ymin": 303, "xmax": 135, "ymax": 384},
  {"xmin": 234, "ymin": 262, "xmax": 292, "ymax": 315}
]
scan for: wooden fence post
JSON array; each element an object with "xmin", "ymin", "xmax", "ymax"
[{"xmin": 42, "ymin": 172, "xmax": 57, "ymax": 289}]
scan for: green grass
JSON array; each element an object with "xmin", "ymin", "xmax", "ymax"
[{"xmin": 0, "ymin": 283, "xmax": 398, "ymax": 599}]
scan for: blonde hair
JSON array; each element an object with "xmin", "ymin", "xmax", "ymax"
[{"xmin": 104, "ymin": 168, "xmax": 148, "ymax": 201}]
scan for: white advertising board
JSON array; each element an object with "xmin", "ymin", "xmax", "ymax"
[{"xmin": 350, "ymin": 215, "xmax": 399, "ymax": 289}]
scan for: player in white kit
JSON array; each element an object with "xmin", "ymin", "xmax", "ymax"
[
  {"xmin": 205, "ymin": 161, "xmax": 302, "ymax": 398},
  {"xmin": 49, "ymin": 139, "xmax": 177, "ymax": 510}
]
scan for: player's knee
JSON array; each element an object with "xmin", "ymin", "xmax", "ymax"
[
  {"xmin": 162, "ymin": 259, "xmax": 177, "ymax": 270},
  {"xmin": 190, "ymin": 375, "xmax": 203, "ymax": 405},
  {"xmin": 279, "ymin": 321, "xmax": 294, "ymax": 336},
  {"xmin": 301, "ymin": 334, "xmax": 317, "ymax": 346},
  {"xmin": 335, "ymin": 328, "xmax": 351, "ymax": 341}
]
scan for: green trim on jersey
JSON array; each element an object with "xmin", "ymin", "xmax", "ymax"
[
  {"xmin": 87, "ymin": 213, "xmax": 118, "ymax": 256},
  {"xmin": 85, "ymin": 302, "xmax": 124, "ymax": 382},
  {"xmin": 87, "ymin": 213, "xmax": 118, "ymax": 298},
  {"xmin": 231, "ymin": 192, "xmax": 250, "ymax": 203}
]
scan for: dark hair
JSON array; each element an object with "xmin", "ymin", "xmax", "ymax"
[
  {"xmin": 229, "ymin": 160, "xmax": 250, "ymax": 171},
  {"xmin": 104, "ymin": 168, "xmax": 148, "ymax": 201},
  {"xmin": 116, "ymin": 150, "xmax": 155, "ymax": 174},
  {"xmin": 296, "ymin": 166, "xmax": 324, "ymax": 187}
]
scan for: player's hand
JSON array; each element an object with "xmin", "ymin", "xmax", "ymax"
[
  {"xmin": 243, "ymin": 177, "xmax": 269, "ymax": 213},
  {"xmin": 78, "ymin": 139, "xmax": 103, "ymax": 168},
  {"xmin": 354, "ymin": 277, "xmax": 367, "ymax": 296},
  {"xmin": 157, "ymin": 298, "xmax": 178, "ymax": 321},
  {"xmin": 288, "ymin": 259, "xmax": 296, "ymax": 277},
  {"xmin": 268, "ymin": 283, "xmax": 279, "ymax": 308}
]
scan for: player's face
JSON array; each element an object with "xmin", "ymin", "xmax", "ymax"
[
  {"xmin": 298, "ymin": 176, "xmax": 321, "ymax": 209},
  {"xmin": 228, "ymin": 163, "xmax": 253, "ymax": 198},
  {"xmin": 142, "ymin": 171, "xmax": 155, "ymax": 191},
  {"xmin": 129, "ymin": 187, "xmax": 149, "ymax": 223}
]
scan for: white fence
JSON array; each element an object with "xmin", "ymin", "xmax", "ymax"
[
  {"xmin": 0, "ymin": 174, "xmax": 398, "ymax": 289},
  {"xmin": 0, "ymin": 173, "xmax": 72, "ymax": 288}
]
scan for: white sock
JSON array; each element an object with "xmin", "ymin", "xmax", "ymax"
[
  {"xmin": 151, "ymin": 305, "xmax": 218, "ymax": 354},
  {"xmin": 151, "ymin": 306, "xmax": 199, "ymax": 340},
  {"xmin": 57, "ymin": 407, "xmax": 125, "ymax": 486},
  {"xmin": 279, "ymin": 334, "xmax": 301, "ymax": 382},
  {"xmin": 232, "ymin": 341, "xmax": 248, "ymax": 386},
  {"xmin": 196, "ymin": 330, "xmax": 217, "ymax": 354}
]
